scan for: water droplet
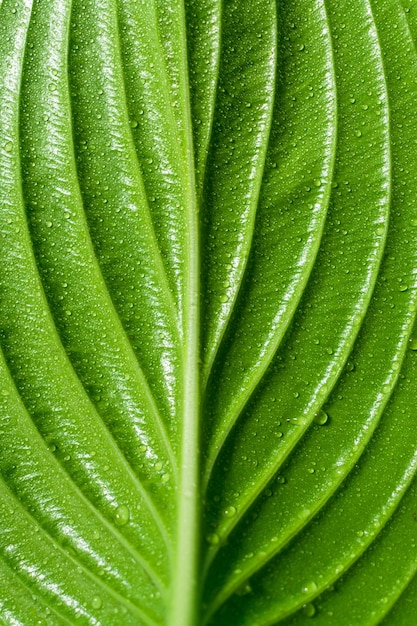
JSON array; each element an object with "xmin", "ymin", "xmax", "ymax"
[
  {"xmin": 130, "ymin": 120, "xmax": 138, "ymax": 129},
  {"xmin": 207, "ymin": 533, "xmax": 220, "ymax": 545},
  {"xmin": 355, "ymin": 130, "xmax": 362, "ymax": 138},
  {"xmin": 302, "ymin": 603, "xmax": 316, "ymax": 618},
  {"xmin": 161, "ymin": 473, "xmax": 170, "ymax": 483},
  {"xmin": 409, "ymin": 338, "xmax": 417, "ymax": 351},
  {"xmin": 302, "ymin": 581, "xmax": 318, "ymax": 595},
  {"xmin": 235, "ymin": 583, "xmax": 252, "ymax": 596},
  {"xmin": 298, "ymin": 43, "xmax": 305, "ymax": 51},
  {"xmin": 275, "ymin": 431, "xmax": 283, "ymax": 438},
  {"xmin": 314, "ymin": 178, "xmax": 321, "ymax": 187},
  {"xmin": 46, "ymin": 221, "xmax": 53, "ymax": 228},
  {"xmin": 224, "ymin": 506, "xmax": 237, "ymax": 518},
  {"xmin": 277, "ymin": 476, "xmax": 286, "ymax": 484},
  {"xmin": 114, "ymin": 504, "xmax": 130, "ymax": 527},
  {"xmin": 399, "ymin": 284, "xmax": 408, "ymax": 292},
  {"xmin": 4, "ymin": 141, "xmax": 12, "ymax": 153},
  {"xmin": 220, "ymin": 294, "xmax": 229, "ymax": 303},
  {"xmin": 375, "ymin": 226, "xmax": 384, "ymax": 236},
  {"xmin": 314, "ymin": 409, "xmax": 328, "ymax": 425},
  {"xmin": 92, "ymin": 596, "xmax": 102, "ymax": 610},
  {"xmin": 155, "ymin": 461, "xmax": 163, "ymax": 471}
]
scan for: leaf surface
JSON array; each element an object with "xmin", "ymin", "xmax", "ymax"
[{"xmin": 1, "ymin": 0, "xmax": 417, "ymax": 625}]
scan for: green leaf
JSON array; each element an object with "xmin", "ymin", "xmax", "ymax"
[{"xmin": 1, "ymin": 0, "xmax": 417, "ymax": 624}]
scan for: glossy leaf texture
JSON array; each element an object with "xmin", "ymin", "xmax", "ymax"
[{"xmin": 1, "ymin": 0, "xmax": 417, "ymax": 624}]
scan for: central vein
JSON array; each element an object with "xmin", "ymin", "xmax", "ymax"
[{"xmin": 168, "ymin": 3, "xmax": 201, "ymax": 626}]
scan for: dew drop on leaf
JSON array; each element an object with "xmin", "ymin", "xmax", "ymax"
[
  {"xmin": 302, "ymin": 581, "xmax": 318, "ymax": 595},
  {"xmin": 91, "ymin": 595, "xmax": 102, "ymax": 610},
  {"xmin": 114, "ymin": 504, "xmax": 130, "ymax": 527},
  {"xmin": 235, "ymin": 583, "xmax": 253, "ymax": 596},
  {"xmin": 224, "ymin": 506, "xmax": 237, "ymax": 518},
  {"xmin": 207, "ymin": 533, "xmax": 220, "ymax": 546},
  {"xmin": 314, "ymin": 409, "xmax": 329, "ymax": 425},
  {"xmin": 302, "ymin": 603, "xmax": 316, "ymax": 618}
]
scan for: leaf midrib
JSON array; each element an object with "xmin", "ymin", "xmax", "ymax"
[{"xmin": 167, "ymin": 3, "xmax": 201, "ymax": 626}]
